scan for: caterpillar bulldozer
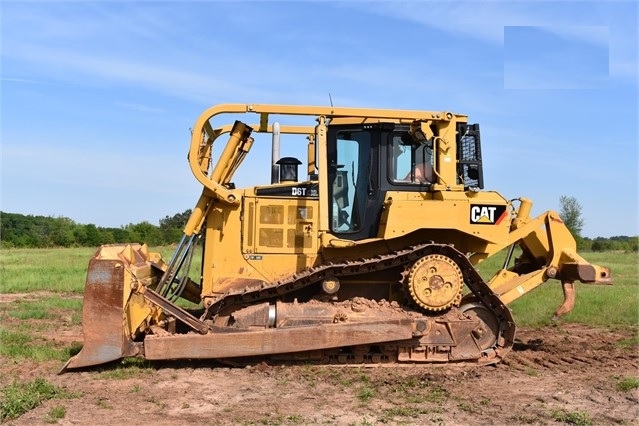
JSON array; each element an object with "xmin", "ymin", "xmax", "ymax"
[{"xmin": 61, "ymin": 104, "xmax": 612, "ymax": 372}]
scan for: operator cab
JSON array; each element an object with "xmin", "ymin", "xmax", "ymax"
[
  {"xmin": 327, "ymin": 121, "xmax": 483, "ymax": 241},
  {"xmin": 327, "ymin": 123, "xmax": 435, "ymax": 241}
]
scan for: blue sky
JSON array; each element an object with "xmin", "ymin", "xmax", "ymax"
[{"xmin": 1, "ymin": 1, "xmax": 637, "ymax": 237}]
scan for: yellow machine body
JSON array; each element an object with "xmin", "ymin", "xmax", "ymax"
[{"xmin": 62, "ymin": 104, "xmax": 611, "ymax": 372}]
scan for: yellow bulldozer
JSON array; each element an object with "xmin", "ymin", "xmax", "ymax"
[{"xmin": 62, "ymin": 104, "xmax": 612, "ymax": 372}]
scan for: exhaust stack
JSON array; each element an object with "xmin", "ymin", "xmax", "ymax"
[{"xmin": 271, "ymin": 121, "xmax": 280, "ymax": 184}]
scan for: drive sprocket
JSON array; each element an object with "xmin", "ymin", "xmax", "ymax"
[{"xmin": 406, "ymin": 254, "xmax": 463, "ymax": 311}]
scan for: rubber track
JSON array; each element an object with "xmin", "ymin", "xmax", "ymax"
[{"xmin": 203, "ymin": 243, "xmax": 516, "ymax": 361}]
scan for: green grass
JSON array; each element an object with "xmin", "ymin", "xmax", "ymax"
[
  {"xmin": 0, "ymin": 246, "xmax": 200, "ymax": 298},
  {"xmin": 0, "ymin": 246, "xmax": 187, "ymax": 294},
  {"xmin": 550, "ymin": 409, "xmax": 593, "ymax": 425},
  {"xmin": 0, "ymin": 328, "xmax": 79, "ymax": 362},
  {"xmin": 0, "ymin": 378, "xmax": 80, "ymax": 422},
  {"xmin": 97, "ymin": 357, "xmax": 154, "ymax": 379},
  {"xmin": 44, "ymin": 405, "xmax": 67, "ymax": 423},
  {"xmin": 615, "ymin": 376, "xmax": 639, "ymax": 392},
  {"xmin": 0, "ymin": 247, "xmax": 96, "ymax": 293},
  {"xmin": 615, "ymin": 335, "xmax": 639, "ymax": 348},
  {"xmin": 8, "ymin": 297, "xmax": 83, "ymax": 321},
  {"xmin": 95, "ymin": 397, "xmax": 112, "ymax": 409},
  {"xmin": 0, "ymin": 292, "xmax": 85, "ymax": 362},
  {"xmin": 381, "ymin": 406, "xmax": 430, "ymax": 421},
  {"xmin": 357, "ymin": 386, "xmax": 375, "ymax": 402},
  {"xmin": 478, "ymin": 251, "xmax": 638, "ymax": 327}
]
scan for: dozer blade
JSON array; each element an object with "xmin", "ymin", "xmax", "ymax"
[{"xmin": 60, "ymin": 257, "xmax": 128, "ymax": 373}]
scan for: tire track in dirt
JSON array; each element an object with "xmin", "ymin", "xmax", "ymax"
[{"xmin": 2, "ymin": 324, "xmax": 637, "ymax": 425}]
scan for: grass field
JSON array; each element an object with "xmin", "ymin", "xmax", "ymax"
[
  {"xmin": 477, "ymin": 250, "xmax": 639, "ymax": 327},
  {"xmin": 0, "ymin": 247, "xmax": 95, "ymax": 293},
  {"xmin": 0, "ymin": 246, "xmax": 179, "ymax": 293},
  {"xmin": 0, "ymin": 246, "xmax": 637, "ymax": 328},
  {"xmin": 0, "ymin": 246, "xmax": 636, "ymax": 423}
]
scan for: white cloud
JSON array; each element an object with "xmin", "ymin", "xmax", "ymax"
[
  {"xmin": 0, "ymin": 77, "xmax": 45, "ymax": 84},
  {"xmin": 4, "ymin": 41, "xmax": 270, "ymax": 104}
]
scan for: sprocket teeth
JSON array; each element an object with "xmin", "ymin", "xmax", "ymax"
[{"xmin": 406, "ymin": 254, "xmax": 464, "ymax": 312}]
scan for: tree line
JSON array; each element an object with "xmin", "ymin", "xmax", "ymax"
[
  {"xmin": 0, "ymin": 210, "xmax": 191, "ymax": 248},
  {"xmin": 577, "ymin": 235, "xmax": 638, "ymax": 252},
  {"xmin": 1, "ymin": 203, "xmax": 636, "ymax": 252}
]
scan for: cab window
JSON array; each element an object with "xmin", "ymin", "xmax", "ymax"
[{"xmin": 389, "ymin": 133, "xmax": 434, "ymax": 184}]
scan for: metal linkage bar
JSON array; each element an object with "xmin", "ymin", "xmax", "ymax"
[
  {"xmin": 141, "ymin": 286, "xmax": 209, "ymax": 334},
  {"xmin": 156, "ymin": 233, "xmax": 200, "ymax": 299}
]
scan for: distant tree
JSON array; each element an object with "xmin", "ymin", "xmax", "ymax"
[
  {"xmin": 559, "ymin": 195, "xmax": 584, "ymax": 238},
  {"xmin": 98, "ymin": 229, "xmax": 115, "ymax": 244},
  {"xmin": 0, "ymin": 209, "xmax": 198, "ymax": 248},
  {"xmin": 591, "ymin": 237, "xmax": 612, "ymax": 252},
  {"xmin": 605, "ymin": 235, "xmax": 639, "ymax": 252},
  {"xmin": 159, "ymin": 209, "xmax": 192, "ymax": 230},
  {"xmin": 580, "ymin": 236, "xmax": 593, "ymax": 252},
  {"xmin": 126, "ymin": 221, "xmax": 162, "ymax": 246},
  {"xmin": 106, "ymin": 227, "xmax": 131, "ymax": 243},
  {"xmin": 47, "ymin": 216, "xmax": 76, "ymax": 247},
  {"xmin": 72, "ymin": 226, "xmax": 86, "ymax": 246},
  {"xmin": 160, "ymin": 209, "xmax": 192, "ymax": 244},
  {"xmin": 80, "ymin": 224, "xmax": 102, "ymax": 247}
]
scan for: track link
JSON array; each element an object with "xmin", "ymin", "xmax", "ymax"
[{"xmin": 202, "ymin": 243, "xmax": 516, "ymax": 363}]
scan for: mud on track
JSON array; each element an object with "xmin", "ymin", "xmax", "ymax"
[{"xmin": 1, "ymin": 323, "xmax": 637, "ymax": 425}]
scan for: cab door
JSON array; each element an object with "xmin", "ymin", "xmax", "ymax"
[{"xmin": 327, "ymin": 124, "xmax": 385, "ymax": 241}]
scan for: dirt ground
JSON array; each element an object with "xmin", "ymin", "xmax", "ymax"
[{"xmin": 2, "ymin": 320, "xmax": 637, "ymax": 426}]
